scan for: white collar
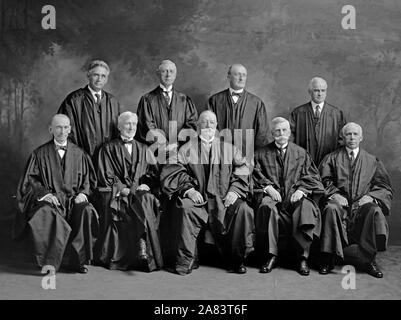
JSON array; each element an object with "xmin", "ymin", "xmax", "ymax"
[
  {"xmin": 160, "ymin": 84, "xmax": 173, "ymax": 92},
  {"xmin": 346, "ymin": 147, "xmax": 359, "ymax": 157},
  {"xmin": 311, "ymin": 101, "xmax": 324, "ymax": 110},
  {"xmin": 54, "ymin": 139, "xmax": 67, "ymax": 147},
  {"xmin": 229, "ymin": 87, "xmax": 244, "ymax": 95},
  {"xmin": 275, "ymin": 142, "xmax": 288, "ymax": 150},
  {"xmin": 87, "ymin": 85, "xmax": 102, "ymax": 98},
  {"xmin": 121, "ymin": 135, "xmax": 134, "ymax": 142},
  {"xmin": 199, "ymin": 135, "xmax": 215, "ymax": 145}
]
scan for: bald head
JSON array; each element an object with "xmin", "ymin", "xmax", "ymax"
[
  {"xmin": 308, "ymin": 77, "xmax": 327, "ymax": 104},
  {"xmin": 342, "ymin": 122, "xmax": 363, "ymax": 149},
  {"xmin": 227, "ymin": 64, "xmax": 247, "ymax": 90},
  {"xmin": 49, "ymin": 114, "xmax": 71, "ymax": 144},
  {"xmin": 157, "ymin": 60, "xmax": 177, "ymax": 88}
]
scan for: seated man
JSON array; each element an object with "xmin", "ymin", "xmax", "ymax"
[
  {"xmin": 160, "ymin": 110, "xmax": 255, "ymax": 275},
  {"xmin": 15, "ymin": 114, "xmax": 99, "ymax": 274},
  {"xmin": 253, "ymin": 117, "xmax": 324, "ymax": 276},
  {"xmin": 319, "ymin": 122, "xmax": 393, "ymax": 278},
  {"xmin": 96, "ymin": 111, "xmax": 163, "ymax": 272}
]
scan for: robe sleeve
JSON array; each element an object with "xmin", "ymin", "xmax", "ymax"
[
  {"xmin": 254, "ymin": 101, "xmax": 270, "ymax": 149},
  {"xmin": 96, "ymin": 145, "xmax": 127, "ymax": 193},
  {"xmin": 319, "ymin": 154, "xmax": 342, "ymax": 197},
  {"xmin": 289, "ymin": 110, "xmax": 297, "ymax": 142},
  {"xmin": 337, "ymin": 110, "xmax": 347, "ymax": 147},
  {"xmin": 228, "ymin": 145, "xmax": 251, "ymax": 198},
  {"xmin": 58, "ymin": 95, "xmax": 78, "ymax": 145},
  {"xmin": 136, "ymin": 95, "xmax": 164, "ymax": 145},
  {"xmin": 80, "ymin": 152, "xmax": 96, "ymax": 196},
  {"xmin": 367, "ymin": 159, "xmax": 393, "ymax": 215},
  {"xmin": 294, "ymin": 152, "xmax": 324, "ymax": 196},
  {"xmin": 14, "ymin": 153, "xmax": 52, "ymax": 238},
  {"xmin": 252, "ymin": 151, "xmax": 275, "ymax": 191},
  {"xmin": 184, "ymin": 96, "xmax": 198, "ymax": 131},
  {"xmin": 160, "ymin": 147, "xmax": 198, "ymax": 198}
]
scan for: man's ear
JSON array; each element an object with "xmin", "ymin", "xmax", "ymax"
[{"xmin": 49, "ymin": 126, "xmax": 53, "ymax": 135}]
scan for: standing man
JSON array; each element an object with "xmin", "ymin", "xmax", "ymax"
[
  {"xmin": 253, "ymin": 117, "xmax": 324, "ymax": 276},
  {"xmin": 290, "ymin": 77, "xmax": 346, "ymax": 166},
  {"xmin": 319, "ymin": 123, "xmax": 393, "ymax": 278},
  {"xmin": 15, "ymin": 114, "xmax": 99, "ymax": 273},
  {"xmin": 207, "ymin": 64, "xmax": 269, "ymax": 159},
  {"xmin": 58, "ymin": 59, "xmax": 121, "ymax": 159},
  {"xmin": 161, "ymin": 111, "xmax": 255, "ymax": 275},
  {"xmin": 96, "ymin": 112, "xmax": 163, "ymax": 272},
  {"xmin": 135, "ymin": 59, "xmax": 198, "ymax": 156}
]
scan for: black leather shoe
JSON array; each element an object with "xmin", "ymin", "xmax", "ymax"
[
  {"xmin": 260, "ymin": 256, "xmax": 277, "ymax": 273},
  {"xmin": 319, "ymin": 265, "xmax": 330, "ymax": 275},
  {"xmin": 365, "ymin": 261, "xmax": 383, "ymax": 278},
  {"xmin": 77, "ymin": 265, "xmax": 88, "ymax": 274},
  {"xmin": 298, "ymin": 259, "xmax": 310, "ymax": 276},
  {"xmin": 319, "ymin": 254, "xmax": 335, "ymax": 275},
  {"xmin": 235, "ymin": 263, "xmax": 247, "ymax": 274}
]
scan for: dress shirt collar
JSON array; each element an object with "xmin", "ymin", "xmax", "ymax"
[
  {"xmin": 229, "ymin": 87, "xmax": 244, "ymax": 95},
  {"xmin": 199, "ymin": 135, "xmax": 215, "ymax": 145},
  {"xmin": 275, "ymin": 142, "xmax": 288, "ymax": 150},
  {"xmin": 54, "ymin": 139, "xmax": 67, "ymax": 147},
  {"xmin": 87, "ymin": 85, "xmax": 102, "ymax": 100},
  {"xmin": 160, "ymin": 84, "xmax": 173, "ymax": 92},
  {"xmin": 346, "ymin": 146, "xmax": 359, "ymax": 158},
  {"xmin": 121, "ymin": 135, "xmax": 134, "ymax": 142},
  {"xmin": 311, "ymin": 101, "xmax": 324, "ymax": 112}
]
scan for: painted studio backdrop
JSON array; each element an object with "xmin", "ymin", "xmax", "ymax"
[{"xmin": 0, "ymin": 0, "xmax": 400, "ymax": 244}]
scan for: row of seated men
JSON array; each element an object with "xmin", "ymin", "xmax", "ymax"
[{"xmin": 15, "ymin": 110, "xmax": 393, "ymax": 279}]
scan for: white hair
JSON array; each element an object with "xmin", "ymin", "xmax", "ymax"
[
  {"xmin": 271, "ymin": 117, "xmax": 290, "ymax": 130},
  {"xmin": 118, "ymin": 111, "xmax": 138, "ymax": 127},
  {"xmin": 87, "ymin": 59, "xmax": 110, "ymax": 74},
  {"xmin": 308, "ymin": 77, "xmax": 327, "ymax": 91},
  {"xmin": 157, "ymin": 60, "xmax": 177, "ymax": 73},
  {"xmin": 341, "ymin": 122, "xmax": 363, "ymax": 137}
]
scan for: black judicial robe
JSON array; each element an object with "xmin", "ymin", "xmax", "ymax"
[
  {"xmin": 15, "ymin": 140, "xmax": 99, "ymax": 270},
  {"xmin": 161, "ymin": 138, "xmax": 254, "ymax": 274},
  {"xmin": 58, "ymin": 86, "xmax": 121, "ymax": 157},
  {"xmin": 96, "ymin": 138, "xmax": 162, "ymax": 271},
  {"xmin": 207, "ymin": 89, "xmax": 270, "ymax": 157},
  {"xmin": 319, "ymin": 147, "xmax": 393, "ymax": 260},
  {"xmin": 290, "ymin": 102, "xmax": 346, "ymax": 165},
  {"xmin": 253, "ymin": 142, "xmax": 325, "ymax": 257},
  {"xmin": 135, "ymin": 86, "xmax": 198, "ymax": 146}
]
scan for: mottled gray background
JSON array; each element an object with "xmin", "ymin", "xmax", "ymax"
[{"xmin": 0, "ymin": 0, "xmax": 400, "ymax": 244}]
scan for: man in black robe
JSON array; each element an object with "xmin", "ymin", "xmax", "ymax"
[
  {"xmin": 15, "ymin": 114, "xmax": 99, "ymax": 273},
  {"xmin": 58, "ymin": 59, "xmax": 121, "ymax": 159},
  {"xmin": 253, "ymin": 117, "xmax": 324, "ymax": 276},
  {"xmin": 319, "ymin": 122, "xmax": 393, "ymax": 278},
  {"xmin": 161, "ymin": 111, "xmax": 255, "ymax": 275},
  {"xmin": 290, "ymin": 77, "xmax": 346, "ymax": 166},
  {"xmin": 207, "ymin": 63, "xmax": 269, "ymax": 160},
  {"xmin": 96, "ymin": 112, "xmax": 163, "ymax": 271},
  {"xmin": 135, "ymin": 59, "xmax": 198, "ymax": 162}
]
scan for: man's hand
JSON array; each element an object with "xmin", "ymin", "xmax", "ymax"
[
  {"xmin": 264, "ymin": 186, "xmax": 282, "ymax": 202},
  {"xmin": 223, "ymin": 191, "xmax": 239, "ymax": 208},
  {"xmin": 137, "ymin": 184, "xmax": 150, "ymax": 192},
  {"xmin": 74, "ymin": 193, "xmax": 87, "ymax": 204},
  {"xmin": 332, "ymin": 194, "xmax": 348, "ymax": 207},
  {"xmin": 290, "ymin": 190, "xmax": 305, "ymax": 203},
  {"xmin": 41, "ymin": 194, "xmax": 60, "ymax": 207},
  {"xmin": 186, "ymin": 188, "xmax": 204, "ymax": 204},
  {"xmin": 120, "ymin": 188, "xmax": 131, "ymax": 197},
  {"xmin": 359, "ymin": 195, "xmax": 374, "ymax": 206}
]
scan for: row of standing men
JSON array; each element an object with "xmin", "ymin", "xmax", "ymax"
[{"xmin": 15, "ymin": 59, "xmax": 392, "ymax": 278}]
